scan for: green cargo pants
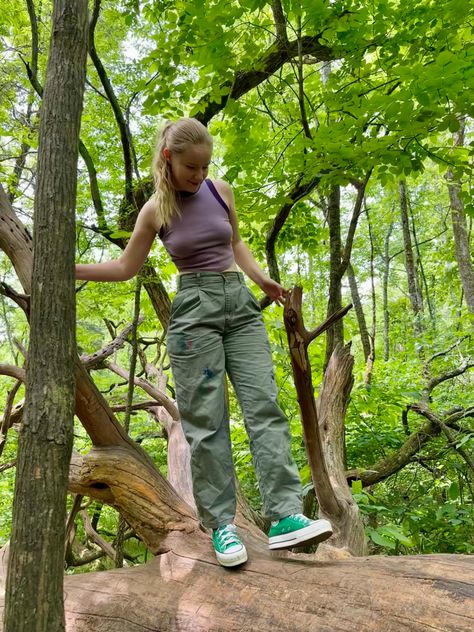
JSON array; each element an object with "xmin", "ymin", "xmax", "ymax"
[{"xmin": 167, "ymin": 271, "xmax": 302, "ymax": 529}]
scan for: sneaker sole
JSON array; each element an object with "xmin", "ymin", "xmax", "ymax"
[
  {"xmin": 268, "ymin": 519, "xmax": 333, "ymax": 550},
  {"xmin": 215, "ymin": 547, "xmax": 248, "ymax": 567}
]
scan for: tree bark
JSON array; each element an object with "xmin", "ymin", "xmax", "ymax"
[
  {"xmin": 317, "ymin": 343, "xmax": 367, "ymax": 554},
  {"xmin": 325, "ymin": 186, "xmax": 344, "ymax": 366},
  {"xmin": 347, "ymin": 262, "xmax": 371, "ymax": 361},
  {"xmin": 283, "ymin": 289, "xmax": 365, "ymax": 555},
  {"xmin": 382, "ymin": 222, "xmax": 394, "ymax": 361},
  {"xmin": 4, "ymin": 3, "xmax": 88, "ymax": 631},
  {"xmin": 399, "ymin": 181, "xmax": 423, "ymax": 331},
  {"xmin": 446, "ymin": 119, "xmax": 474, "ymax": 313},
  {"xmin": 324, "ymin": 175, "xmax": 370, "ymax": 367},
  {"xmin": 2, "ymin": 539, "xmax": 472, "ymax": 632},
  {"xmin": 0, "ymin": 184, "xmax": 33, "ymax": 293}
]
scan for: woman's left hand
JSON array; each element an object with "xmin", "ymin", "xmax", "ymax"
[{"xmin": 260, "ymin": 278, "xmax": 288, "ymax": 306}]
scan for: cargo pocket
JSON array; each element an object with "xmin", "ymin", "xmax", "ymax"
[{"xmin": 243, "ymin": 285, "xmax": 262, "ymax": 312}]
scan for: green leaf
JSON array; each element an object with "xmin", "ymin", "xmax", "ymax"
[
  {"xmin": 380, "ymin": 524, "xmax": 413, "ymax": 547},
  {"xmin": 367, "ymin": 528, "xmax": 396, "ymax": 549},
  {"xmin": 448, "ymin": 482, "xmax": 460, "ymax": 501},
  {"xmin": 465, "ymin": 204, "xmax": 474, "ymax": 218}
]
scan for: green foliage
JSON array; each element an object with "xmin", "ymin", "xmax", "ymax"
[
  {"xmin": 353, "ymin": 467, "xmax": 474, "ymax": 555},
  {"xmin": 1, "ymin": 0, "xmax": 473, "ymax": 562}
]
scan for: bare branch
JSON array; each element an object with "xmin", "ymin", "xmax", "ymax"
[
  {"xmin": 341, "ymin": 171, "xmax": 372, "ymax": 273},
  {"xmin": 0, "ymin": 283, "xmax": 30, "ymax": 316},
  {"xmin": 427, "ymin": 336, "xmax": 470, "ymax": 365},
  {"xmin": 104, "ymin": 361, "xmax": 179, "ymax": 420},
  {"xmin": 111, "ymin": 401, "xmax": 160, "ymax": 413},
  {"xmin": 425, "ymin": 361, "xmax": 474, "ymax": 396},
  {"xmin": 0, "ymin": 379, "xmax": 22, "ymax": 457},
  {"xmin": 410, "ymin": 404, "xmax": 474, "ymax": 474},
  {"xmin": 346, "ymin": 405, "xmax": 474, "ymax": 486},
  {"xmin": 0, "ymin": 461, "xmax": 16, "ymax": 473},
  {"xmin": 264, "ymin": 174, "xmax": 320, "ymax": 293},
  {"xmin": 20, "ymin": 44, "xmax": 106, "ymax": 226},
  {"xmin": 89, "ymin": 0, "xmax": 136, "ymax": 206},
  {"xmin": 195, "ymin": 35, "xmax": 334, "ymax": 124},
  {"xmin": 8, "ymin": 0, "xmax": 39, "ymax": 202},
  {"xmin": 307, "ymin": 304, "xmax": 353, "ymax": 345},
  {"xmin": 80, "ymin": 510, "xmax": 119, "ymax": 564},
  {"xmin": 0, "ymin": 365, "xmax": 26, "ymax": 382},
  {"xmin": 80, "ymin": 317, "xmax": 145, "ymax": 370}
]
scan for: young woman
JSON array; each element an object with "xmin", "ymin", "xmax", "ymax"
[{"xmin": 76, "ymin": 118, "xmax": 333, "ymax": 567}]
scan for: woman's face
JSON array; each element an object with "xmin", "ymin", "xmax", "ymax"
[{"xmin": 167, "ymin": 143, "xmax": 212, "ymax": 193}]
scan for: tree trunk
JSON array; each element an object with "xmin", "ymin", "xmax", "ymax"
[
  {"xmin": 325, "ymin": 186, "xmax": 344, "ymax": 367},
  {"xmin": 317, "ymin": 343, "xmax": 367, "ymax": 554},
  {"xmin": 347, "ymin": 262, "xmax": 371, "ymax": 361},
  {"xmin": 382, "ymin": 223, "xmax": 394, "ymax": 361},
  {"xmin": 4, "ymin": 3, "xmax": 88, "ymax": 631},
  {"xmin": 364, "ymin": 206, "xmax": 376, "ymax": 384},
  {"xmin": 2, "ymin": 539, "xmax": 473, "ymax": 632},
  {"xmin": 284, "ymin": 289, "xmax": 365, "ymax": 555},
  {"xmin": 399, "ymin": 181, "xmax": 423, "ymax": 331},
  {"xmin": 446, "ymin": 120, "xmax": 474, "ymax": 313}
]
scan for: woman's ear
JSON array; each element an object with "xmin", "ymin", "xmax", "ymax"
[{"xmin": 163, "ymin": 147, "xmax": 171, "ymax": 162}]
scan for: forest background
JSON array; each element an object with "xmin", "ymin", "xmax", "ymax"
[{"xmin": 0, "ymin": 0, "xmax": 473, "ymax": 572}]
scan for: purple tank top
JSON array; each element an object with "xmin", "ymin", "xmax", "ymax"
[{"xmin": 158, "ymin": 179, "xmax": 234, "ymax": 273}]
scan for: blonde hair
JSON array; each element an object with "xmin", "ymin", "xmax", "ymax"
[{"xmin": 152, "ymin": 118, "xmax": 213, "ymax": 228}]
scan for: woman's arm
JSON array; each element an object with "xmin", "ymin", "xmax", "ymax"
[
  {"xmin": 76, "ymin": 200, "xmax": 158, "ymax": 282},
  {"xmin": 214, "ymin": 179, "xmax": 286, "ymax": 305}
]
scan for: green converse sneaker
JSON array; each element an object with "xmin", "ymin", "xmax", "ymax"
[
  {"xmin": 268, "ymin": 514, "xmax": 333, "ymax": 550},
  {"xmin": 212, "ymin": 524, "xmax": 248, "ymax": 567}
]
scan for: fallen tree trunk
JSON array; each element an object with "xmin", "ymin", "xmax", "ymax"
[{"xmin": 2, "ymin": 536, "xmax": 472, "ymax": 631}]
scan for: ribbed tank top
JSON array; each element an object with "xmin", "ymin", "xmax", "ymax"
[{"xmin": 158, "ymin": 179, "xmax": 234, "ymax": 273}]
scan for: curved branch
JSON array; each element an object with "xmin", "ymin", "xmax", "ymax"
[
  {"xmin": 410, "ymin": 404, "xmax": 474, "ymax": 473},
  {"xmin": 265, "ymin": 175, "xmax": 320, "ymax": 286},
  {"xmin": 20, "ymin": 46, "xmax": 106, "ymax": 226},
  {"xmin": 69, "ymin": 447, "xmax": 197, "ymax": 554},
  {"xmin": 347, "ymin": 405, "xmax": 474, "ymax": 487},
  {"xmin": 341, "ymin": 171, "xmax": 372, "ymax": 273},
  {"xmin": 89, "ymin": 0, "xmax": 136, "ymax": 206},
  {"xmin": 0, "ymin": 378, "xmax": 22, "ymax": 457},
  {"xmin": 78, "ymin": 140, "xmax": 107, "ymax": 230},
  {"xmin": 80, "ymin": 510, "xmax": 118, "ymax": 563},
  {"xmin": 425, "ymin": 361, "xmax": 474, "ymax": 396},
  {"xmin": 104, "ymin": 361, "xmax": 179, "ymax": 421},
  {"xmin": 0, "ymin": 365, "xmax": 26, "ymax": 382},
  {"xmin": 80, "ymin": 317, "xmax": 145, "ymax": 370},
  {"xmin": 8, "ymin": 1, "xmax": 39, "ymax": 202},
  {"xmin": 195, "ymin": 35, "xmax": 334, "ymax": 124},
  {"xmin": 0, "ymin": 183, "xmax": 34, "ymax": 293},
  {"xmin": 427, "ymin": 336, "xmax": 470, "ymax": 364},
  {"xmin": 0, "ymin": 282, "xmax": 30, "ymax": 316}
]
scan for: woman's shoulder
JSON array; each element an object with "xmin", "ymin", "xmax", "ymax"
[
  {"xmin": 139, "ymin": 197, "xmax": 161, "ymax": 234},
  {"xmin": 208, "ymin": 179, "xmax": 234, "ymax": 210},
  {"xmin": 210, "ymin": 178, "xmax": 232, "ymax": 194}
]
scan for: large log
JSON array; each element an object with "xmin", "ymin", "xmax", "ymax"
[{"xmin": 1, "ymin": 536, "xmax": 472, "ymax": 631}]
